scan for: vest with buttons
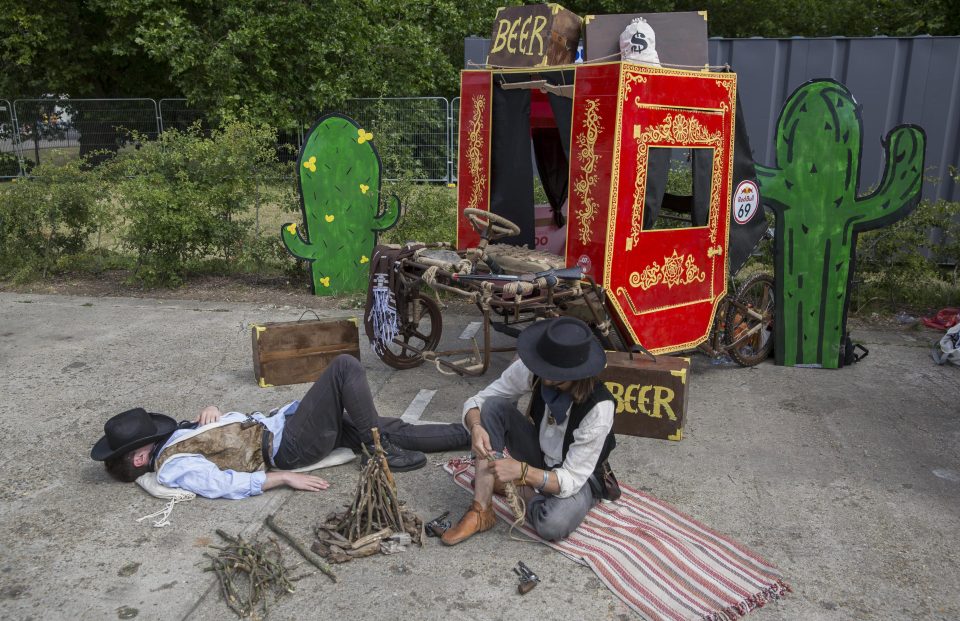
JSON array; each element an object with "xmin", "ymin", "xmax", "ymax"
[
  {"xmin": 156, "ymin": 421, "xmax": 273, "ymax": 473},
  {"xmin": 529, "ymin": 378, "xmax": 616, "ymax": 478}
]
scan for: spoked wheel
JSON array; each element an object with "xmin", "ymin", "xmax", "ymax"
[
  {"xmin": 368, "ymin": 293, "xmax": 443, "ymax": 370},
  {"xmin": 724, "ymin": 273, "xmax": 775, "ymax": 366}
]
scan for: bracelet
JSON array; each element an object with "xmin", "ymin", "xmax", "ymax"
[
  {"xmin": 519, "ymin": 461, "xmax": 529, "ymax": 485},
  {"xmin": 538, "ymin": 470, "xmax": 549, "ymax": 492}
]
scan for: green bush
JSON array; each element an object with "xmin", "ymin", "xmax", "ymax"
[
  {"xmin": 0, "ymin": 158, "xmax": 111, "ymax": 280},
  {"xmin": 856, "ymin": 194, "xmax": 960, "ymax": 311},
  {"xmin": 108, "ymin": 121, "xmax": 283, "ymax": 285},
  {"xmin": 380, "ymin": 182, "xmax": 457, "ymax": 246}
]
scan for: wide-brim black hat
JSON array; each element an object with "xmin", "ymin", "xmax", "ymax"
[
  {"xmin": 517, "ymin": 317, "xmax": 606, "ymax": 381},
  {"xmin": 90, "ymin": 407, "xmax": 177, "ymax": 461}
]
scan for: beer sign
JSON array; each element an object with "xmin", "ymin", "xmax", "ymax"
[
  {"xmin": 601, "ymin": 352, "xmax": 689, "ymax": 440},
  {"xmin": 486, "ymin": 4, "xmax": 582, "ymax": 68}
]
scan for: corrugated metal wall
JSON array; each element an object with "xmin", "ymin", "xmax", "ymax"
[
  {"xmin": 464, "ymin": 35, "xmax": 960, "ymax": 201},
  {"xmin": 711, "ymin": 37, "xmax": 960, "ymax": 202}
]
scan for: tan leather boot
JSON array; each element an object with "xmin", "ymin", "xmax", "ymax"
[{"xmin": 440, "ymin": 500, "xmax": 496, "ymax": 546}]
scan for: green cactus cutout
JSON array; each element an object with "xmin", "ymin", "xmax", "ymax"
[
  {"xmin": 757, "ymin": 80, "xmax": 925, "ymax": 368},
  {"xmin": 282, "ymin": 114, "xmax": 401, "ymax": 295}
]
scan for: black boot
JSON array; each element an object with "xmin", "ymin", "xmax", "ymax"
[{"xmin": 362, "ymin": 435, "xmax": 427, "ymax": 473}]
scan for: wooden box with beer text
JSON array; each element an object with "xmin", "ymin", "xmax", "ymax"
[
  {"xmin": 601, "ymin": 352, "xmax": 689, "ymax": 441},
  {"xmin": 486, "ymin": 3, "xmax": 582, "ymax": 68},
  {"xmin": 252, "ymin": 317, "xmax": 360, "ymax": 388}
]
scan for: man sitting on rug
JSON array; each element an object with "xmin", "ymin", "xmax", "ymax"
[
  {"xmin": 91, "ymin": 355, "xmax": 469, "ymax": 499},
  {"xmin": 442, "ymin": 317, "xmax": 616, "ymax": 545}
]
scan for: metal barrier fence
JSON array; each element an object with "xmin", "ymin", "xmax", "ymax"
[
  {"xmin": 0, "ymin": 96, "xmax": 460, "ymax": 182},
  {"xmin": 0, "ymin": 100, "xmax": 21, "ymax": 179},
  {"xmin": 10, "ymin": 99, "xmax": 160, "ymax": 171},
  {"xmin": 340, "ymin": 97, "xmax": 451, "ymax": 183},
  {"xmin": 451, "ymin": 96, "xmax": 460, "ymax": 182}
]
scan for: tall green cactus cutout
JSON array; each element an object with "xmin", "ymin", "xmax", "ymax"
[
  {"xmin": 282, "ymin": 114, "xmax": 401, "ymax": 295},
  {"xmin": 757, "ymin": 80, "xmax": 925, "ymax": 367}
]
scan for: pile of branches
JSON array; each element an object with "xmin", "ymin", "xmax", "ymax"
[
  {"xmin": 205, "ymin": 529, "xmax": 298, "ymax": 620},
  {"xmin": 312, "ymin": 429, "xmax": 423, "ymax": 563}
]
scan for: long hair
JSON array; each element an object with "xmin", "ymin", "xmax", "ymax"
[
  {"xmin": 104, "ymin": 452, "xmax": 152, "ymax": 483},
  {"xmin": 569, "ymin": 376, "xmax": 599, "ymax": 404}
]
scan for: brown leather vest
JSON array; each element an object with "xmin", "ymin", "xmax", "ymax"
[{"xmin": 156, "ymin": 421, "xmax": 273, "ymax": 473}]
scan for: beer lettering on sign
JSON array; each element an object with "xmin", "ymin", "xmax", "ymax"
[
  {"xmin": 491, "ymin": 15, "xmax": 548, "ymax": 57},
  {"xmin": 604, "ymin": 381, "xmax": 677, "ymax": 420},
  {"xmin": 600, "ymin": 352, "xmax": 689, "ymax": 441},
  {"xmin": 486, "ymin": 4, "xmax": 582, "ymax": 68}
]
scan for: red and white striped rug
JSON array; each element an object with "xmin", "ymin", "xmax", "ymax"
[{"xmin": 445, "ymin": 460, "xmax": 791, "ymax": 621}]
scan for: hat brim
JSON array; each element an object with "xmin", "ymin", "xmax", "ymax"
[
  {"xmin": 517, "ymin": 320, "xmax": 607, "ymax": 381},
  {"xmin": 90, "ymin": 413, "xmax": 178, "ymax": 461}
]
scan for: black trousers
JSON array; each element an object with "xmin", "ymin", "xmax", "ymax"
[{"xmin": 274, "ymin": 355, "xmax": 469, "ymax": 469}]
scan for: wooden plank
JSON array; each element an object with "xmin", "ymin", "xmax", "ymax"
[{"xmin": 252, "ymin": 318, "xmax": 360, "ymax": 387}]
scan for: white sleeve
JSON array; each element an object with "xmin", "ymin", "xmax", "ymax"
[
  {"xmin": 461, "ymin": 359, "xmax": 534, "ymax": 429},
  {"xmin": 552, "ymin": 399, "xmax": 615, "ymax": 498}
]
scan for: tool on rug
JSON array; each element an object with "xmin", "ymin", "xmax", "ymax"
[
  {"xmin": 514, "ymin": 561, "xmax": 541, "ymax": 595},
  {"xmin": 312, "ymin": 428, "xmax": 424, "ymax": 563},
  {"xmin": 425, "ymin": 510, "xmax": 451, "ymax": 537}
]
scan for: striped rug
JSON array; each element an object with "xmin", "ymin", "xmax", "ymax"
[{"xmin": 445, "ymin": 460, "xmax": 791, "ymax": 621}]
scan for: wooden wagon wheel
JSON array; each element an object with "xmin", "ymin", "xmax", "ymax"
[{"xmin": 366, "ymin": 293, "xmax": 443, "ymax": 370}]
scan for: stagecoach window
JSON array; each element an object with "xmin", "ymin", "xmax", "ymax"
[{"xmin": 641, "ymin": 147, "xmax": 714, "ymax": 231}]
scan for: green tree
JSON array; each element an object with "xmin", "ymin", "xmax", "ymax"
[{"xmin": 1, "ymin": 0, "xmax": 508, "ymax": 127}]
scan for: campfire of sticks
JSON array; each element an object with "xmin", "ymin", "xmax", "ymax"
[{"xmin": 312, "ymin": 429, "xmax": 424, "ymax": 563}]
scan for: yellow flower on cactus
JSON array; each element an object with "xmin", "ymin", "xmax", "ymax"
[
  {"xmin": 357, "ymin": 128, "xmax": 373, "ymax": 144},
  {"xmin": 324, "ymin": 214, "xmax": 335, "ymax": 223},
  {"xmin": 359, "ymin": 184, "xmax": 369, "ymax": 194},
  {"xmin": 303, "ymin": 156, "xmax": 317, "ymax": 172},
  {"xmin": 319, "ymin": 276, "xmax": 331, "ymax": 288},
  {"xmin": 285, "ymin": 223, "xmax": 297, "ymax": 235},
  {"xmin": 359, "ymin": 255, "xmax": 369, "ymax": 264}
]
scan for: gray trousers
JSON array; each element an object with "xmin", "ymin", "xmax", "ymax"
[
  {"xmin": 480, "ymin": 397, "xmax": 597, "ymax": 541},
  {"xmin": 274, "ymin": 355, "xmax": 469, "ymax": 469}
]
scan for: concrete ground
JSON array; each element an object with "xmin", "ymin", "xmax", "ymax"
[{"xmin": 0, "ymin": 291, "xmax": 957, "ymax": 621}]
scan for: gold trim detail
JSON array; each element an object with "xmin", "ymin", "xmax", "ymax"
[
  {"xmin": 573, "ymin": 99, "xmax": 602, "ymax": 245},
  {"xmin": 668, "ymin": 428, "xmax": 683, "ymax": 441},
  {"xmin": 466, "ymin": 94, "xmax": 487, "ymax": 211},
  {"xmin": 622, "ymin": 74, "xmax": 647, "ymax": 102},
  {"xmin": 628, "ymin": 113, "xmax": 724, "ymax": 249},
  {"xmin": 629, "ymin": 250, "xmax": 706, "ymax": 291},
  {"xmin": 670, "ymin": 368, "xmax": 687, "ymax": 385}
]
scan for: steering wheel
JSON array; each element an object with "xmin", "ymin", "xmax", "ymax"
[{"xmin": 463, "ymin": 208, "xmax": 521, "ymax": 242}]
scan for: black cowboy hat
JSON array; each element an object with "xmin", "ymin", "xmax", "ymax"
[
  {"xmin": 90, "ymin": 408, "xmax": 177, "ymax": 462},
  {"xmin": 517, "ymin": 317, "xmax": 606, "ymax": 381}
]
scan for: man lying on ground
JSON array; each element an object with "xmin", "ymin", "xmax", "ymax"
[{"xmin": 91, "ymin": 355, "xmax": 469, "ymax": 499}]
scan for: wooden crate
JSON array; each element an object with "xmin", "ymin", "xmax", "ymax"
[
  {"xmin": 486, "ymin": 3, "xmax": 582, "ymax": 67},
  {"xmin": 251, "ymin": 317, "xmax": 360, "ymax": 387},
  {"xmin": 601, "ymin": 352, "xmax": 690, "ymax": 440}
]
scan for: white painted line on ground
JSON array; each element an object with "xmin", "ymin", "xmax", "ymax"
[
  {"xmin": 459, "ymin": 321, "xmax": 482, "ymax": 340},
  {"xmin": 400, "ymin": 388, "xmax": 437, "ymax": 422}
]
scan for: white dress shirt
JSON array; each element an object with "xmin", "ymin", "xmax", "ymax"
[{"xmin": 462, "ymin": 359, "xmax": 614, "ymax": 498}]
